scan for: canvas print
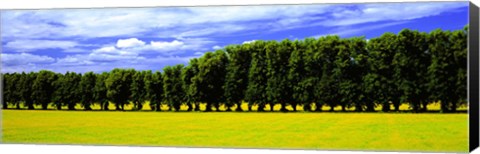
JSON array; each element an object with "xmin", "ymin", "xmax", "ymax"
[{"xmin": 0, "ymin": 2, "xmax": 470, "ymax": 153}]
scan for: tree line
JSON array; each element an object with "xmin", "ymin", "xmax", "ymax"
[{"xmin": 1, "ymin": 27, "xmax": 468, "ymax": 113}]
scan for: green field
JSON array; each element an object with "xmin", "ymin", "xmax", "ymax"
[{"xmin": 1, "ymin": 110, "xmax": 468, "ymax": 152}]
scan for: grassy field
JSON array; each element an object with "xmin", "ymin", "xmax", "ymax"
[{"xmin": 1, "ymin": 110, "xmax": 468, "ymax": 152}]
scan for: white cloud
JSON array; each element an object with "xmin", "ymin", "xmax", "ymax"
[
  {"xmin": 150, "ymin": 40, "xmax": 184, "ymax": 50},
  {"xmin": 243, "ymin": 40, "xmax": 256, "ymax": 44},
  {"xmin": 4, "ymin": 39, "xmax": 78, "ymax": 51},
  {"xmin": 116, "ymin": 38, "xmax": 146, "ymax": 48},
  {"xmin": 1, "ymin": 53, "xmax": 55, "ymax": 65},
  {"xmin": 212, "ymin": 45, "xmax": 222, "ymax": 50}
]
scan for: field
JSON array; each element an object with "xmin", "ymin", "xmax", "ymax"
[{"xmin": 1, "ymin": 109, "xmax": 468, "ymax": 152}]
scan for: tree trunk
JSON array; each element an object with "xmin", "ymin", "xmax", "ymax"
[
  {"xmin": 451, "ymin": 101, "xmax": 457, "ymax": 112},
  {"xmin": 214, "ymin": 103, "xmax": 220, "ymax": 111},
  {"xmin": 303, "ymin": 103, "xmax": 311, "ymax": 112},
  {"xmin": 314, "ymin": 102, "xmax": 322, "ymax": 112},
  {"xmin": 421, "ymin": 101, "xmax": 428, "ymax": 112},
  {"xmin": 56, "ymin": 103, "xmax": 62, "ymax": 110},
  {"xmin": 235, "ymin": 102, "xmax": 243, "ymax": 111},
  {"xmin": 42, "ymin": 104, "xmax": 48, "ymax": 110},
  {"xmin": 269, "ymin": 103, "xmax": 275, "ymax": 111},
  {"xmin": 194, "ymin": 102, "xmax": 200, "ymax": 111},
  {"xmin": 341, "ymin": 105, "xmax": 346, "ymax": 112},
  {"xmin": 138, "ymin": 103, "xmax": 143, "ymax": 110},
  {"xmin": 187, "ymin": 103, "xmax": 193, "ymax": 111},
  {"xmin": 85, "ymin": 102, "xmax": 92, "ymax": 110},
  {"xmin": 248, "ymin": 104, "xmax": 252, "ymax": 111},
  {"xmin": 156, "ymin": 102, "xmax": 161, "ymax": 111},
  {"xmin": 2, "ymin": 101, "xmax": 7, "ymax": 109},
  {"xmin": 103, "ymin": 101, "xmax": 109, "ymax": 111},
  {"xmin": 393, "ymin": 102, "xmax": 400, "ymax": 112},
  {"xmin": 121, "ymin": 104, "xmax": 125, "ymax": 111},
  {"xmin": 280, "ymin": 102, "xmax": 288, "ymax": 112},
  {"xmin": 258, "ymin": 103, "xmax": 265, "ymax": 112},
  {"xmin": 205, "ymin": 102, "xmax": 212, "ymax": 112},
  {"xmin": 365, "ymin": 102, "xmax": 375, "ymax": 112},
  {"xmin": 355, "ymin": 103, "xmax": 362, "ymax": 112},
  {"xmin": 329, "ymin": 105, "xmax": 335, "ymax": 112},
  {"xmin": 382, "ymin": 102, "xmax": 390, "ymax": 112},
  {"xmin": 68, "ymin": 103, "xmax": 75, "ymax": 110},
  {"xmin": 27, "ymin": 101, "xmax": 35, "ymax": 110},
  {"xmin": 115, "ymin": 104, "xmax": 121, "ymax": 110},
  {"xmin": 16, "ymin": 102, "xmax": 21, "ymax": 109}
]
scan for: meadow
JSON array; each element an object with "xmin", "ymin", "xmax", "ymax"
[{"xmin": 1, "ymin": 106, "xmax": 468, "ymax": 153}]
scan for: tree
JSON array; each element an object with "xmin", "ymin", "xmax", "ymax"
[
  {"xmin": 80, "ymin": 72, "xmax": 96, "ymax": 110},
  {"xmin": 131, "ymin": 70, "xmax": 147, "ymax": 110},
  {"xmin": 224, "ymin": 44, "xmax": 252, "ymax": 111},
  {"xmin": 163, "ymin": 65, "xmax": 185, "ymax": 111},
  {"xmin": 145, "ymin": 71, "xmax": 164, "ymax": 111},
  {"xmin": 94, "ymin": 72, "xmax": 109, "ymax": 110},
  {"xmin": 106, "ymin": 69, "xmax": 134, "ymax": 111},
  {"xmin": 192, "ymin": 50, "xmax": 228, "ymax": 111},
  {"xmin": 450, "ymin": 28, "xmax": 468, "ymax": 112},
  {"xmin": 396, "ymin": 29, "xmax": 430, "ymax": 112},
  {"xmin": 32, "ymin": 70, "xmax": 58, "ymax": 110},
  {"xmin": 245, "ymin": 41, "xmax": 269, "ymax": 111},
  {"xmin": 19, "ymin": 72, "xmax": 36, "ymax": 110},
  {"xmin": 289, "ymin": 40, "xmax": 313, "ymax": 111},
  {"xmin": 53, "ymin": 72, "xmax": 81, "ymax": 110},
  {"xmin": 266, "ymin": 40, "xmax": 294, "ymax": 112},
  {"xmin": 366, "ymin": 33, "xmax": 399, "ymax": 112},
  {"xmin": 2, "ymin": 73, "xmax": 8, "ymax": 109},
  {"xmin": 428, "ymin": 29, "xmax": 459, "ymax": 112},
  {"xmin": 3, "ymin": 73, "xmax": 22, "ymax": 109},
  {"xmin": 182, "ymin": 58, "xmax": 200, "ymax": 111},
  {"xmin": 316, "ymin": 36, "xmax": 343, "ymax": 112},
  {"xmin": 347, "ymin": 38, "xmax": 370, "ymax": 112}
]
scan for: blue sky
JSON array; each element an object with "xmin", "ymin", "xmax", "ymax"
[{"xmin": 1, "ymin": 2, "xmax": 469, "ymax": 73}]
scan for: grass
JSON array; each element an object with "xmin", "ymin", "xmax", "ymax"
[{"xmin": 1, "ymin": 109, "xmax": 468, "ymax": 153}]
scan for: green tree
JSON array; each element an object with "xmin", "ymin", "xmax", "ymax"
[
  {"xmin": 80, "ymin": 72, "xmax": 96, "ymax": 110},
  {"xmin": 224, "ymin": 44, "xmax": 252, "ymax": 111},
  {"xmin": 19, "ymin": 72, "xmax": 37, "ymax": 109},
  {"xmin": 316, "ymin": 36, "xmax": 343, "ymax": 112},
  {"xmin": 3, "ymin": 73, "xmax": 22, "ymax": 109},
  {"xmin": 145, "ymin": 71, "xmax": 164, "ymax": 111},
  {"xmin": 94, "ymin": 72, "xmax": 109, "ymax": 110},
  {"xmin": 32, "ymin": 70, "xmax": 58, "ymax": 110},
  {"xmin": 450, "ymin": 28, "xmax": 468, "ymax": 111},
  {"xmin": 396, "ymin": 29, "xmax": 430, "ymax": 112},
  {"xmin": 428, "ymin": 29, "xmax": 459, "ymax": 112},
  {"xmin": 182, "ymin": 58, "xmax": 200, "ymax": 111},
  {"xmin": 266, "ymin": 40, "xmax": 294, "ymax": 112},
  {"xmin": 131, "ymin": 70, "xmax": 147, "ymax": 110},
  {"xmin": 245, "ymin": 41, "xmax": 269, "ymax": 111},
  {"xmin": 106, "ymin": 69, "xmax": 134, "ymax": 110},
  {"xmin": 53, "ymin": 72, "xmax": 81, "ymax": 110},
  {"xmin": 163, "ymin": 65, "xmax": 185, "ymax": 111},
  {"xmin": 192, "ymin": 50, "xmax": 228, "ymax": 111}
]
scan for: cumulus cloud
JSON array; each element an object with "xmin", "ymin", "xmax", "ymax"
[
  {"xmin": 116, "ymin": 38, "xmax": 146, "ymax": 48},
  {"xmin": 150, "ymin": 40, "xmax": 184, "ymax": 50},
  {"xmin": 242, "ymin": 40, "xmax": 257, "ymax": 44},
  {"xmin": 212, "ymin": 45, "xmax": 222, "ymax": 50}
]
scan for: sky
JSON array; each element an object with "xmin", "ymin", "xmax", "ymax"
[{"xmin": 0, "ymin": 2, "xmax": 469, "ymax": 73}]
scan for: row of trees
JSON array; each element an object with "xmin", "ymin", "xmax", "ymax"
[{"xmin": 1, "ymin": 28, "xmax": 468, "ymax": 112}]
